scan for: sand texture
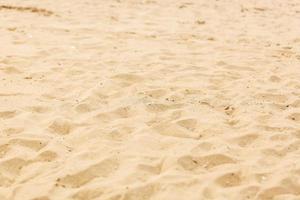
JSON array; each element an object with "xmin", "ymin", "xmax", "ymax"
[{"xmin": 1, "ymin": 0, "xmax": 300, "ymax": 199}]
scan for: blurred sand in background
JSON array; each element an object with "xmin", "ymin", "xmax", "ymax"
[{"xmin": 1, "ymin": 0, "xmax": 300, "ymax": 199}]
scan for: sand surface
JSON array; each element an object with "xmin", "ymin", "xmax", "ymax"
[{"xmin": 1, "ymin": 0, "xmax": 300, "ymax": 199}]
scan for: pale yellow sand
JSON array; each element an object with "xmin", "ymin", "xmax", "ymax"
[{"xmin": 1, "ymin": 0, "xmax": 300, "ymax": 200}]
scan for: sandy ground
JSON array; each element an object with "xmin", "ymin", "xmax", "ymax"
[{"xmin": 0, "ymin": 0, "xmax": 300, "ymax": 199}]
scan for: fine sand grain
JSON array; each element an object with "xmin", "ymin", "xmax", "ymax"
[{"xmin": 1, "ymin": 0, "xmax": 300, "ymax": 199}]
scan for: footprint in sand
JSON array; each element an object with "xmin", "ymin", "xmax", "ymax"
[
  {"xmin": 239, "ymin": 186, "xmax": 260, "ymax": 200},
  {"xmin": 111, "ymin": 73, "xmax": 143, "ymax": 86},
  {"xmin": 232, "ymin": 134, "xmax": 259, "ymax": 147},
  {"xmin": 255, "ymin": 93, "xmax": 288, "ymax": 104},
  {"xmin": 122, "ymin": 184, "xmax": 157, "ymax": 200},
  {"xmin": 96, "ymin": 106, "xmax": 133, "ymax": 122},
  {"xmin": 27, "ymin": 106, "xmax": 51, "ymax": 114},
  {"xmin": 9, "ymin": 139, "xmax": 47, "ymax": 151},
  {"xmin": 2, "ymin": 127, "xmax": 24, "ymax": 135},
  {"xmin": 141, "ymin": 89, "xmax": 167, "ymax": 99},
  {"xmin": 35, "ymin": 151, "xmax": 58, "ymax": 162},
  {"xmin": 0, "ymin": 66, "xmax": 22, "ymax": 74},
  {"xmin": 0, "ymin": 110, "xmax": 17, "ymax": 119},
  {"xmin": 176, "ymin": 118, "xmax": 197, "ymax": 131},
  {"xmin": 0, "ymin": 157, "xmax": 28, "ymax": 177},
  {"xmin": 257, "ymin": 186, "xmax": 293, "ymax": 200},
  {"xmin": 72, "ymin": 188, "xmax": 103, "ymax": 200},
  {"xmin": 48, "ymin": 119, "xmax": 74, "ymax": 135},
  {"xmin": 177, "ymin": 154, "xmax": 235, "ymax": 171},
  {"xmin": 215, "ymin": 172, "xmax": 242, "ymax": 188},
  {"xmin": 56, "ymin": 158, "xmax": 119, "ymax": 188}
]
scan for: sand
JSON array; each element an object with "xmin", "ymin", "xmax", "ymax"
[{"xmin": 0, "ymin": 0, "xmax": 300, "ymax": 199}]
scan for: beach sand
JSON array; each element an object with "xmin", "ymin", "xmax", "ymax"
[{"xmin": 1, "ymin": 0, "xmax": 300, "ymax": 199}]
